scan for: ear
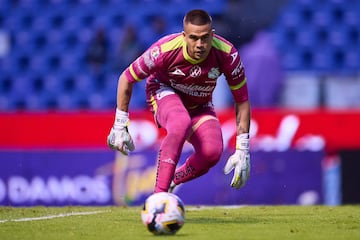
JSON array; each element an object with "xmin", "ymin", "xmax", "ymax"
[{"xmin": 182, "ymin": 31, "xmax": 186, "ymax": 37}]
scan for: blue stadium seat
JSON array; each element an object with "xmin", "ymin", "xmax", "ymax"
[
  {"xmin": 1, "ymin": 0, "xmax": 360, "ymax": 111},
  {"xmin": 87, "ymin": 91, "xmax": 108, "ymax": 110},
  {"xmin": 43, "ymin": 74, "xmax": 64, "ymax": 94},
  {"xmin": 328, "ymin": 26, "xmax": 348, "ymax": 48},
  {"xmin": 313, "ymin": 47, "xmax": 334, "ymax": 71},
  {"xmin": 0, "ymin": 94, "xmax": 13, "ymax": 111},
  {"xmin": 312, "ymin": 6, "xmax": 333, "ymax": 28},
  {"xmin": 343, "ymin": 47, "xmax": 360, "ymax": 70},
  {"xmin": 23, "ymin": 92, "xmax": 48, "ymax": 110},
  {"xmin": 0, "ymin": 74, "xmax": 12, "ymax": 95},
  {"xmin": 296, "ymin": 27, "xmax": 317, "ymax": 48},
  {"xmin": 56, "ymin": 92, "xmax": 78, "ymax": 110}
]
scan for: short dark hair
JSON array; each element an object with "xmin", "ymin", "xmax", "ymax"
[{"xmin": 183, "ymin": 9, "xmax": 212, "ymax": 27}]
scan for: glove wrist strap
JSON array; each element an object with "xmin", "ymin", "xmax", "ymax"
[
  {"xmin": 236, "ymin": 133, "xmax": 249, "ymax": 151},
  {"xmin": 114, "ymin": 108, "xmax": 130, "ymax": 129}
]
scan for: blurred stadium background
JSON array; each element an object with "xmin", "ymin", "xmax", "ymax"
[{"xmin": 0, "ymin": 0, "xmax": 359, "ymax": 207}]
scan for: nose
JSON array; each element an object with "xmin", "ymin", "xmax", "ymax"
[{"xmin": 196, "ymin": 39, "xmax": 203, "ymax": 48}]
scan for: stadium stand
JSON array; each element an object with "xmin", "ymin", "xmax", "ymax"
[{"xmin": 0, "ymin": 0, "xmax": 359, "ymax": 110}]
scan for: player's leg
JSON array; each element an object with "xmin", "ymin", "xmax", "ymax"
[
  {"xmin": 150, "ymin": 89, "xmax": 191, "ymax": 193},
  {"xmin": 173, "ymin": 112, "xmax": 223, "ymax": 185}
]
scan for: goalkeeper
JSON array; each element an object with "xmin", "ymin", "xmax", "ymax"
[{"xmin": 107, "ymin": 9, "xmax": 251, "ymax": 192}]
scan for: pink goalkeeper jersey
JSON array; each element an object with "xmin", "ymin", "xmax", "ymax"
[{"xmin": 124, "ymin": 33, "xmax": 249, "ymax": 110}]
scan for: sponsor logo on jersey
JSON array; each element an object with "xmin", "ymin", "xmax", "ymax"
[
  {"xmin": 189, "ymin": 65, "xmax": 201, "ymax": 78},
  {"xmin": 169, "ymin": 79, "xmax": 214, "ymax": 97},
  {"xmin": 231, "ymin": 61, "xmax": 244, "ymax": 76}
]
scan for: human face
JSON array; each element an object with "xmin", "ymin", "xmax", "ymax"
[{"xmin": 182, "ymin": 23, "xmax": 214, "ymax": 61}]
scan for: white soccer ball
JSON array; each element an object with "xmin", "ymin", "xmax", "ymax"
[{"xmin": 141, "ymin": 192, "xmax": 185, "ymax": 235}]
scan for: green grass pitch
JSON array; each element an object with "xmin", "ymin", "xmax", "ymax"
[{"xmin": 0, "ymin": 205, "xmax": 359, "ymax": 240}]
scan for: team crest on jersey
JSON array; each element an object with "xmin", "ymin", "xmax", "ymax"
[
  {"xmin": 208, "ymin": 67, "xmax": 220, "ymax": 79},
  {"xmin": 150, "ymin": 46, "xmax": 160, "ymax": 60},
  {"xmin": 189, "ymin": 65, "xmax": 201, "ymax": 78}
]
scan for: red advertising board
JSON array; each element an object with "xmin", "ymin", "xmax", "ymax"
[{"xmin": 0, "ymin": 109, "xmax": 359, "ymax": 153}]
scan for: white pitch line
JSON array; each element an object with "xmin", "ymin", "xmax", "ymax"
[{"xmin": 0, "ymin": 210, "xmax": 108, "ymax": 223}]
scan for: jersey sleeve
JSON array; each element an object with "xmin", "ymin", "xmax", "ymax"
[
  {"xmin": 222, "ymin": 46, "xmax": 249, "ymax": 103},
  {"xmin": 123, "ymin": 43, "xmax": 162, "ymax": 83}
]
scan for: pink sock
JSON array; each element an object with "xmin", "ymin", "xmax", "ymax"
[{"xmin": 154, "ymin": 96, "xmax": 191, "ymax": 192}]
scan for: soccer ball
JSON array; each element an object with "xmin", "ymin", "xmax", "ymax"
[{"xmin": 141, "ymin": 192, "xmax": 185, "ymax": 235}]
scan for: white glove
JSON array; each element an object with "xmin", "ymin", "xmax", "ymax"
[
  {"xmin": 107, "ymin": 109, "xmax": 135, "ymax": 155},
  {"xmin": 224, "ymin": 133, "xmax": 250, "ymax": 190}
]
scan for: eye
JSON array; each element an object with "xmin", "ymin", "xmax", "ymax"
[
  {"xmin": 201, "ymin": 35, "xmax": 209, "ymax": 41},
  {"xmin": 189, "ymin": 35, "xmax": 199, "ymax": 41}
]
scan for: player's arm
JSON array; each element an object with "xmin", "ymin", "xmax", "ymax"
[
  {"xmin": 223, "ymin": 47, "xmax": 251, "ymax": 189},
  {"xmin": 108, "ymin": 42, "xmax": 161, "ymax": 155},
  {"xmin": 235, "ymin": 100, "xmax": 250, "ymax": 135},
  {"xmin": 107, "ymin": 72, "xmax": 135, "ymax": 155},
  {"xmin": 117, "ymin": 72, "xmax": 134, "ymax": 112},
  {"xmin": 223, "ymin": 99, "xmax": 251, "ymax": 189}
]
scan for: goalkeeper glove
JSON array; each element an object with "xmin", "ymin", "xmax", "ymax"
[
  {"xmin": 107, "ymin": 109, "xmax": 135, "ymax": 155},
  {"xmin": 223, "ymin": 133, "xmax": 250, "ymax": 190}
]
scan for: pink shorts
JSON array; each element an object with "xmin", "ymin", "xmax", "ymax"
[{"xmin": 146, "ymin": 85, "xmax": 218, "ymax": 129}]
